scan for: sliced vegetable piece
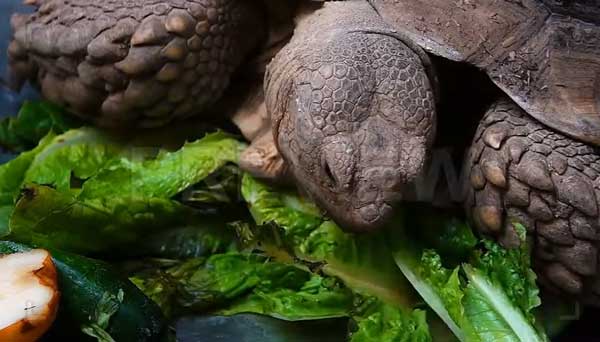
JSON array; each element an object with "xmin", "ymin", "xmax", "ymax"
[
  {"xmin": 0, "ymin": 248, "xmax": 59, "ymax": 342},
  {"xmin": 0, "ymin": 241, "xmax": 165, "ymax": 342}
]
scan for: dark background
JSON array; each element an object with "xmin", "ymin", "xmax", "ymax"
[{"xmin": 0, "ymin": 1, "xmax": 599, "ymax": 341}]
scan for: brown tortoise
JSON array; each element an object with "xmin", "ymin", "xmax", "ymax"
[{"xmin": 7, "ymin": 0, "xmax": 600, "ymax": 303}]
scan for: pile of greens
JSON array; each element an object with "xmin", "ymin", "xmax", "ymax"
[{"xmin": 0, "ymin": 101, "xmax": 569, "ymax": 341}]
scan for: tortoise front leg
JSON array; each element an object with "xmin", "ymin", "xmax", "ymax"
[
  {"xmin": 230, "ymin": 84, "xmax": 288, "ymax": 182},
  {"xmin": 464, "ymin": 99, "xmax": 600, "ymax": 303},
  {"xmin": 8, "ymin": 0, "xmax": 264, "ymax": 127}
]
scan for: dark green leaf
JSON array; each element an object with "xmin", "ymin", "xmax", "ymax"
[{"xmin": 0, "ymin": 101, "xmax": 79, "ymax": 152}]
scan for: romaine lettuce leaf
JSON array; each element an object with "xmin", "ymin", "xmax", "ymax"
[
  {"xmin": 0, "ymin": 132, "xmax": 56, "ymax": 235},
  {"xmin": 241, "ymin": 174, "xmax": 415, "ymax": 308},
  {"xmin": 179, "ymin": 164, "xmax": 242, "ymax": 205},
  {"xmin": 23, "ymin": 128, "xmax": 123, "ymax": 192},
  {"xmin": 0, "ymin": 130, "xmax": 246, "ymax": 254},
  {"xmin": 391, "ymin": 215, "xmax": 548, "ymax": 342},
  {"xmin": 462, "ymin": 265, "xmax": 541, "ymax": 342},
  {"xmin": 8, "ymin": 184, "xmax": 201, "ymax": 254},
  {"xmin": 350, "ymin": 298, "xmax": 431, "ymax": 342},
  {"xmin": 391, "ymin": 226, "xmax": 473, "ymax": 341},
  {"xmin": 135, "ymin": 223, "xmax": 238, "ymax": 259},
  {"xmin": 132, "ymin": 253, "xmax": 354, "ymax": 320},
  {"xmin": 239, "ymin": 174, "xmax": 434, "ymax": 340},
  {"xmin": 80, "ymin": 132, "xmax": 245, "ymax": 199},
  {"xmin": 220, "ymin": 271, "xmax": 354, "ymax": 321},
  {"xmin": 130, "ymin": 270, "xmax": 179, "ymax": 318}
]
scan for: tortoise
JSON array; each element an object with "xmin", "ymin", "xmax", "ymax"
[{"xmin": 6, "ymin": 0, "xmax": 600, "ymax": 303}]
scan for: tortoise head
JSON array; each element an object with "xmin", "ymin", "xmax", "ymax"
[{"xmin": 267, "ymin": 29, "xmax": 436, "ymax": 232}]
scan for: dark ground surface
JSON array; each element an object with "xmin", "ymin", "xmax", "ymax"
[
  {"xmin": 0, "ymin": 1, "xmax": 37, "ymax": 119},
  {"xmin": 0, "ymin": 1, "xmax": 600, "ymax": 341}
]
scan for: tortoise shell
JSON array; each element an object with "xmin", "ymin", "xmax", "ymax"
[{"xmin": 370, "ymin": 0, "xmax": 600, "ymax": 145}]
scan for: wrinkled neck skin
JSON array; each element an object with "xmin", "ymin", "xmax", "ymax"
[{"xmin": 265, "ymin": 1, "xmax": 436, "ymax": 232}]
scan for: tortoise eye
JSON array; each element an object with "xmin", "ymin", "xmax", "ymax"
[{"xmin": 321, "ymin": 154, "xmax": 338, "ymax": 188}]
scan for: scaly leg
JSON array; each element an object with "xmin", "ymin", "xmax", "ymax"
[{"xmin": 465, "ymin": 99, "xmax": 600, "ymax": 303}]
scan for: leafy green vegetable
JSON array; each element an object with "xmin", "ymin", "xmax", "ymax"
[
  {"xmin": 238, "ymin": 174, "xmax": 438, "ymax": 340},
  {"xmin": 462, "ymin": 265, "xmax": 542, "ymax": 342},
  {"xmin": 0, "ymin": 133, "xmax": 55, "ymax": 235},
  {"xmin": 23, "ymin": 128, "xmax": 123, "ymax": 192},
  {"xmin": 80, "ymin": 132, "xmax": 245, "ymax": 199},
  {"xmin": 470, "ymin": 226, "xmax": 541, "ymax": 321},
  {"xmin": 179, "ymin": 164, "xmax": 242, "ymax": 205},
  {"xmin": 132, "ymin": 253, "xmax": 354, "ymax": 320},
  {"xmin": 135, "ymin": 223, "xmax": 238, "ymax": 259},
  {"xmin": 391, "ymin": 227, "xmax": 471, "ymax": 341},
  {"xmin": 131, "ymin": 269, "xmax": 180, "ymax": 318},
  {"xmin": 220, "ymin": 271, "xmax": 354, "ymax": 321},
  {"xmin": 241, "ymin": 174, "xmax": 415, "ymax": 307},
  {"xmin": 0, "ymin": 101, "xmax": 79, "ymax": 152},
  {"xmin": 0, "ymin": 130, "xmax": 246, "ymax": 254},
  {"xmin": 460, "ymin": 225, "xmax": 544, "ymax": 341},
  {"xmin": 350, "ymin": 298, "xmax": 431, "ymax": 342},
  {"xmin": 403, "ymin": 206, "xmax": 477, "ymax": 265},
  {"xmin": 8, "ymin": 184, "xmax": 201, "ymax": 254},
  {"xmin": 391, "ymin": 215, "xmax": 548, "ymax": 342}
]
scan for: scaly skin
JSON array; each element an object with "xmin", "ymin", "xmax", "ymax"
[
  {"xmin": 8, "ymin": 0, "xmax": 265, "ymax": 127},
  {"xmin": 465, "ymin": 99, "xmax": 600, "ymax": 304},
  {"xmin": 266, "ymin": 1, "xmax": 436, "ymax": 231}
]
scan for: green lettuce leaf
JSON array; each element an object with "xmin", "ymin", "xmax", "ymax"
[
  {"xmin": 80, "ymin": 132, "xmax": 245, "ymax": 199},
  {"xmin": 0, "ymin": 130, "xmax": 246, "ymax": 254},
  {"xmin": 220, "ymin": 272, "xmax": 354, "ymax": 321},
  {"xmin": 350, "ymin": 298, "xmax": 431, "ymax": 342},
  {"xmin": 132, "ymin": 253, "xmax": 354, "ymax": 320},
  {"xmin": 0, "ymin": 133, "xmax": 56, "ymax": 235},
  {"xmin": 391, "ymin": 214, "xmax": 548, "ymax": 342},
  {"xmin": 131, "ymin": 271, "xmax": 179, "ymax": 319},
  {"xmin": 135, "ymin": 223, "xmax": 239, "ymax": 259},
  {"xmin": 0, "ymin": 101, "xmax": 79, "ymax": 152},
  {"xmin": 8, "ymin": 184, "xmax": 201, "ymax": 254},
  {"xmin": 391, "ymin": 224, "xmax": 473, "ymax": 341},
  {"xmin": 239, "ymin": 174, "xmax": 434, "ymax": 341},
  {"xmin": 0, "ymin": 127, "xmax": 125, "ymax": 240},
  {"xmin": 241, "ymin": 174, "xmax": 415, "ymax": 307},
  {"xmin": 179, "ymin": 164, "xmax": 242, "ymax": 205},
  {"xmin": 23, "ymin": 128, "xmax": 123, "ymax": 192},
  {"xmin": 461, "ymin": 265, "xmax": 541, "ymax": 342},
  {"xmin": 469, "ymin": 232, "xmax": 541, "ymax": 321},
  {"xmin": 461, "ymin": 224, "xmax": 545, "ymax": 341}
]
